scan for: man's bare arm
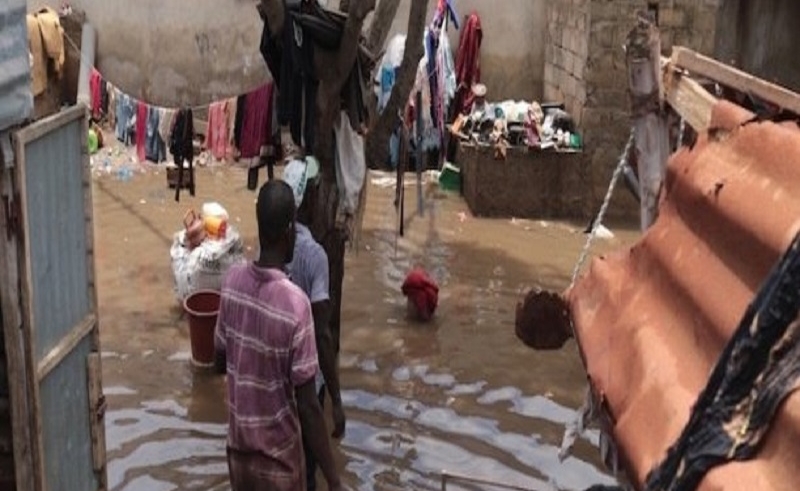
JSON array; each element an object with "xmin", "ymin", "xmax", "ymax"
[{"xmin": 296, "ymin": 380, "xmax": 341, "ymax": 490}]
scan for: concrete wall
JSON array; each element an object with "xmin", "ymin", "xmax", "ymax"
[
  {"xmin": 461, "ymin": 145, "xmax": 588, "ymax": 219},
  {"xmin": 543, "ymin": 0, "xmax": 589, "ymax": 126},
  {"xmin": 715, "ymin": 0, "xmax": 800, "ymax": 93},
  {"xmin": 28, "ymin": 0, "xmax": 547, "ymax": 107},
  {"xmin": 28, "ymin": 0, "xmax": 269, "ymax": 107},
  {"xmin": 384, "ymin": 0, "xmax": 548, "ymax": 103},
  {"xmin": 544, "ymin": 0, "xmax": 720, "ymax": 220}
]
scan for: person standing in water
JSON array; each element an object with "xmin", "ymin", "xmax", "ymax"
[
  {"xmin": 282, "ymin": 157, "xmax": 346, "ymax": 491},
  {"xmin": 214, "ymin": 180, "xmax": 341, "ymax": 491}
]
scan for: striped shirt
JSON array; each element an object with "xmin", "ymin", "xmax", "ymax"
[{"xmin": 215, "ymin": 262, "xmax": 319, "ymax": 486}]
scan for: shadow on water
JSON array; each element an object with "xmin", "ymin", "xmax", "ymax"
[{"xmin": 101, "ymin": 173, "xmax": 621, "ymax": 491}]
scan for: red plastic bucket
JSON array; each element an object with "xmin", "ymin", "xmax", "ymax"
[{"xmin": 183, "ymin": 290, "xmax": 221, "ymax": 366}]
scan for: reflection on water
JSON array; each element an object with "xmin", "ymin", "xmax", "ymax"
[
  {"xmin": 105, "ymin": 356, "xmax": 615, "ymax": 491},
  {"xmin": 101, "ymin": 174, "xmax": 627, "ymax": 491}
]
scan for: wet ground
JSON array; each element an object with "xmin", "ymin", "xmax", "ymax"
[{"xmin": 92, "ymin": 149, "xmax": 638, "ymax": 491}]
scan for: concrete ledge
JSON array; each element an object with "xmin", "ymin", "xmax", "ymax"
[{"xmin": 460, "ymin": 144, "xmax": 589, "ymax": 219}]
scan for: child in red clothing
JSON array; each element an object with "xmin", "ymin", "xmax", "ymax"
[{"xmin": 402, "ymin": 268, "xmax": 439, "ymax": 322}]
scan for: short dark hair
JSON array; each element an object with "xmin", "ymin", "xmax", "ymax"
[{"xmin": 256, "ymin": 180, "xmax": 296, "ymax": 245}]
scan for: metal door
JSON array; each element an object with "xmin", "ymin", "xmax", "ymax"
[{"xmin": 9, "ymin": 105, "xmax": 107, "ymax": 491}]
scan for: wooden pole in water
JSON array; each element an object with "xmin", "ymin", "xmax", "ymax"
[
  {"xmin": 415, "ymin": 91, "xmax": 425, "ymax": 217},
  {"xmin": 626, "ymin": 13, "xmax": 670, "ymax": 231}
]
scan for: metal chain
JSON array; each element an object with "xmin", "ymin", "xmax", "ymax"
[{"xmin": 569, "ymin": 129, "xmax": 635, "ymax": 287}]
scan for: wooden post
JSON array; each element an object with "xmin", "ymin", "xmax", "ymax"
[{"xmin": 626, "ymin": 14, "xmax": 670, "ymax": 231}]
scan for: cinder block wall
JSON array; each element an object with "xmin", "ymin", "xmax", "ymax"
[{"xmin": 545, "ymin": 0, "xmax": 720, "ymax": 221}]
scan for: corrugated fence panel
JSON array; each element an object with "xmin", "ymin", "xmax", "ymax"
[
  {"xmin": 39, "ymin": 335, "xmax": 97, "ymax": 491},
  {"xmin": 22, "ymin": 116, "xmax": 91, "ymax": 361},
  {"xmin": 567, "ymin": 100, "xmax": 800, "ymax": 490},
  {"xmin": 0, "ymin": 0, "xmax": 33, "ymax": 132}
]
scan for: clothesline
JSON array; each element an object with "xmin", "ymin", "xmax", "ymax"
[{"xmin": 62, "ymin": 29, "xmax": 266, "ymax": 113}]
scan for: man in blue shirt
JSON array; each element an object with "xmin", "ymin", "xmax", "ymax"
[{"xmin": 283, "ymin": 158, "xmax": 346, "ymax": 491}]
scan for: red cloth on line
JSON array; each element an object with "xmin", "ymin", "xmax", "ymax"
[
  {"xmin": 454, "ymin": 11, "xmax": 483, "ymax": 115},
  {"xmin": 206, "ymin": 100, "xmax": 231, "ymax": 160},
  {"xmin": 402, "ymin": 269, "xmax": 439, "ymax": 321},
  {"xmin": 89, "ymin": 68, "xmax": 102, "ymax": 119},
  {"xmin": 239, "ymin": 83, "xmax": 274, "ymax": 159},
  {"xmin": 135, "ymin": 101, "xmax": 147, "ymax": 162}
]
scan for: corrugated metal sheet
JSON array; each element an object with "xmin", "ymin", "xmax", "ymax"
[
  {"xmin": 22, "ymin": 114, "xmax": 91, "ymax": 361},
  {"xmin": 39, "ymin": 335, "xmax": 97, "ymax": 490},
  {"xmin": 567, "ymin": 99, "xmax": 800, "ymax": 490},
  {"xmin": 0, "ymin": 0, "xmax": 33, "ymax": 131},
  {"xmin": 17, "ymin": 106, "xmax": 98, "ymax": 490}
]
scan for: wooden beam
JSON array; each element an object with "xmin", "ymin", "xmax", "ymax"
[
  {"xmin": 12, "ymin": 125, "xmax": 46, "ymax": 491},
  {"xmin": 0, "ymin": 167, "xmax": 35, "ymax": 490},
  {"xmin": 671, "ymin": 46, "xmax": 800, "ymax": 115},
  {"xmin": 86, "ymin": 353, "xmax": 107, "ymax": 488},
  {"xmin": 627, "ymin": 18, "xmax": 670, "ymax": 232},
  {"xmin": 14, "ymin": 105, "xmax": 85, "ymax": 145},
  {"xmin": 663, "ymin": 64, "xmax": 718, "ymax": 132},
  {"xmin": 36, "ymin": 314, "xmax": 96, "ymax": 381}
]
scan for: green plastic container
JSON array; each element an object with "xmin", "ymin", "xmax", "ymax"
[
  {"xmin": 438, "ymin": 162, "xmax": 461, "ymax": 192},
  {"xmin": 87, "ymin": 129, "xmax": 99, "ymax": 155}
]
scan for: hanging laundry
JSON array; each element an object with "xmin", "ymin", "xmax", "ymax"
[
  {"xmin": 259, "ymin": 15, "xmax": 283, "ymax": 87},
  {"xmin": 333, "ymin": 111, "xmax": 366, "ymax": 218},
  {"xmin": 374, "ymin": 35, "xmax": 406, "ymax": 114},
  {"xmin": 239, "ymin": 84, "xmax": 274, "ymax": 160},
  {"xmin": 100, "ymin": 79, "xmax": 109, "ymax": 117},
  {"xmin": 145, "ymin": 106, "xmax": 166, "ymax": 163},
  {"xmin": 158, "ymin": 107, "xmax": 176, "ymax": 158},
  {"xmin": 89, "ymin": 68, "xmax": 102, "ymax": 120},
  {"xmin": 233, "ymin": 94, "xmax": 247, "ymax": 152},
  {"xmin": 206, "ymin": 100, "xmax": 231, "ymax": 161},
  {"xmin": 454, "ymin": 12, "xmax": 483, "ymax": 115},
  {"xmin": 107, "ymin": 85, "xmax": 117, "ymax": 129},
  {"xmin": 227, "ymin": 97, "xmax": 238, "ymax": 154},
  {"xmin": 410, "ymin": 42, "xmax": 440, "ymax": 152},
  {"xmin": 170, "ymin": 109, "xmax": 195, "ymax": 201},
  {"xmin": 277, "ymin": 12, "xmax": 318, "ymax": 154},
  {"xmin": 26, "ymin": 15, "xmax": 47, "ymax": 96},
  {"xmin": 135, "ymin": 102, "xmax": 148, "ymax": 162},
  {"xmin": 115, "ymin": 92, "xmax": 136, "ymax": 145},
  {"xmin": 34, "ymin": 8, "xmax": 65, "ymax": 76},
  {"xmin": 341, "ymin": 55, "xmax": 368, "ymax": 131},
  {"xmin": 437, "ymin": 31, "xmax": 457, "ymax": 139},
  {"xmin": 27, "ymin": 8, "xmax": 65, "ymax": 96}
]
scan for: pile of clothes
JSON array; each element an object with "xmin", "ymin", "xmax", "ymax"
[{"xmin": 451, "ymin": 85, "xmax": 582, "ymax": 158}]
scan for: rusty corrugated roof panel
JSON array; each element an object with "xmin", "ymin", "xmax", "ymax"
[{"xmin": 567, "ymin": 99, "xmax": 800, "ymax": 490}]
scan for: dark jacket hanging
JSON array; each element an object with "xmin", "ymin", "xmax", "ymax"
[{"xmin": 170, "ymin": 108, "xmax": 195, "ymax": 201}]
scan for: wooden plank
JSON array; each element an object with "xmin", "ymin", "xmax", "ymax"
[
  {"xmin": 36, "ymin": 315, "xmax": 96, "ymax": 381},
  {"xmin": 12, "ymin": 128, "xmax": 46, "ymax": 491},
  {"xmin": 14, "ymin": 105, "xmax": 86, "ymax": 146},
  {"xmin": 672, "ymin": 46, "xmax": 800, "ymax": 115},
  {"xmin": 0, "ymin": 166, "xmax": 35, "ymax": 489},
  {"xmin": 86, "ymin": 353, "xmax": 107, "ymax": 489},
  {"xmin": 663, "ymin": 65, "xmax": 717, "ymax": 132},
  {"xmin": 80, "ymin": 112, "xmax": 102, "ymax": 356},
  {"xmin": 627, "ymin": 18, "xmax": 670, "ymax": 232}
]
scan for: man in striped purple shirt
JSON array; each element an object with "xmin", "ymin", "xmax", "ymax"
[{"xmin": 214, "ymin": 180, "xmax": 341, "ymax": 491}]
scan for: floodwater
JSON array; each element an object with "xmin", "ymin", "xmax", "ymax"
[{"xmin": 93, "ymin": 157, "xmax": 637, "ymax": 491}]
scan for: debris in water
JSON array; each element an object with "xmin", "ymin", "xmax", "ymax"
[
  {"xmin": 458, "ymin": 212, "xmax": 467, "ymax": 223},
  {"xmin": 168, "ymin": 351, "xmax": 191, "ymax": 362},
  {"xmin": 139, "ymin": 199, "xmax": 147, "ymax": 205}
]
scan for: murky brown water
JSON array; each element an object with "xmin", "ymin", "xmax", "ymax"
[{"xmin": 93, "ymin": 157, "xmax": 636, "ymax": 491}]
